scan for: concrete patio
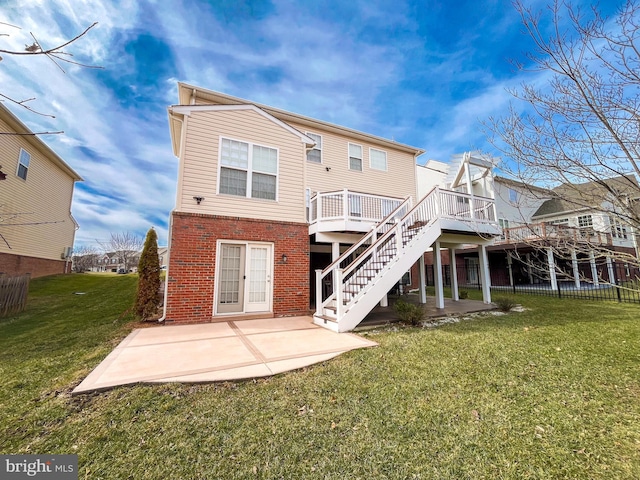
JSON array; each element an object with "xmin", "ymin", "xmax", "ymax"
[
  {"xmin": 73, "ymin": 316, "xmax": 378, "ymax": 394},
  {"xmin": 73, "ymin": 297, "xmax": 495, "ymax": 394}
]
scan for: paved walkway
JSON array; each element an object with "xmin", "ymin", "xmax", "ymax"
[{"xmin": 73, "ymin": 316, "xmax": 377, "ymax": 394}]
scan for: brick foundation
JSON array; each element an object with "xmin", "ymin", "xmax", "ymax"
[
  {"xmin": 166, "ymin": 212, "xmax": 310, "ymax": 323},
  {"xmin": 0, "ymin": 252, "xmax": 69, "ymax": 278}
]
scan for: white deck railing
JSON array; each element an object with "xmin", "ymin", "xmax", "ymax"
[{"xmin": 309, "ymin": 189, "xmax": 405, "ymax": 226}]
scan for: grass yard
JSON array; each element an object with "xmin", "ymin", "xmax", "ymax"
[{"xmin": 1, "ymin": 274, "xmax": 639, "ymax": 479}]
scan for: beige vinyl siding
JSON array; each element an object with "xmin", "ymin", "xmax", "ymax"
[
  {"xmin": 291, "ymin": 121, "xmax": 418, "ymax": 202},
  {"xmin": 178, "ymin": 109, "xmax": 307, "ymax": 223},
  {"xmin": 0, "ymin": 117, "xmax": 77, "ymax": 261}
]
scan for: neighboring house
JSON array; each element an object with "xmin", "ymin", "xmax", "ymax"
[
  {"xmin": 0, "ymin": 103, "xmax": 82, "ymax": 278},
  {"xmin": 157, "ymin": 246, "xmax": 168, "ymax": 267},
  {"xmin": 88, "ymin": 251, "xmax": 141, "ymax": 273},
  {"xmin": 164, "ymin": 84, "xmax": 500, "ymax": 332},
  {"xmin": 462, "ymin": 175, "xmax": 639, "ymax": 289}
]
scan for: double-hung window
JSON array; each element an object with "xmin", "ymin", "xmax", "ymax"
[
  {"xmin": 508, "ymin": 188, "xmax": 518, "ymax": 203},
  {"xmin": 306, "ymin": 133, "xmax": 322, "ymax": 163},
  {"xmin": 370, "ymin": 148, "xmax": 387, "ymax": 171},
  {"xmin": 17, "ymin": 148, "xmax": 30, "ymax": 180},
  {"xmin": 348, "ymin": 143, "xmax": 362, "ymax": 171},
  {"xmin": 219, "ymin": 138, "xmax": 278, "ymax": 200}
]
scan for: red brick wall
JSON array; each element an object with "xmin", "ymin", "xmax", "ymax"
[
  {"xmin": 166, "ymin": 212, "xmax": 310, "ymax": 323},
  {"xmin": 0, "ymin": 252, "xmax": 69, "ymax": 278}
]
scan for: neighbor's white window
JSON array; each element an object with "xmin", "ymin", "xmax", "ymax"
[
  {"xmin": 498, "ymin": 218, "xmax": 510, "ymax": 239},
  {"xmin": 306, "ymin": 133, "xmax": 322, "ymax": 163},
  {"xmin": 219, "ymin": 138, "xmax": 278, "ymax": 200},
  {"xmin": 369, "ymin": 148, "xmax": 387, "ymax": 171},
  {"xmin": 508, "ymin": 188, "xmax": 518, "ymax": 203},
  {"xmin": 17, "ymin": 148, "xmax": 30, "ymax": 180},
  {"xmin": 348, "ymin": 143, "xmax": 363, "ymax": 171},
  {"xmin": 610, "ymin": 216, "xmax": 628, "ymax": 239},
  {"xmin": 577, "ymin": 214, "xmax": 593, "ymax": 228}
]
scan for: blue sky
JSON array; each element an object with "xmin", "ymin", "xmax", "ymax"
[{"xmin": 0, "ymin": 0, "xmax": 624, "ymax": 247}]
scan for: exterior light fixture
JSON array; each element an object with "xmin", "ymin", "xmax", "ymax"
[
  {"xmin": 193, "ymin": 196, "xmax": 204, "ymax": 205},
  {"xmin": 282, "ymin": 254, "xmax": 288, "ymax": 263}
]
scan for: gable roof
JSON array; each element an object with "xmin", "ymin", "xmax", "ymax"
[
  {"xmin": 0, "ymin": 103, "xmax": 83, "ymax": 181},
  {"xmin": 175, "ymin": 82, "xmax": 426, "ymax": 156},
  {"xmin": 169, "ymin": 104, "xmax": 316, "ymax": 145},
  {"xmin": 532, "ymin": 175, "xmax": 639, "ymax": 218}
]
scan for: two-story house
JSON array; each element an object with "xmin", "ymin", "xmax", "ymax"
[
  {"xmin": 163, "ymin": 84, "xmax": 500, "ymax": 332},
  {"xmin": 0, "ymin": 103, "xmax": 82, "ymax": 278}
]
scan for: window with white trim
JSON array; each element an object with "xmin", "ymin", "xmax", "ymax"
[
  {"xmin": 219, "ymin": 138, "xmax": 278, "ymax": 200},
  {"xmin": 17, "ymin": 148, "xmax": 30, "ymax": 180},
  {"xmin": 498, "ymin": 218, "xmax": 510, "ymax": 240},
  {"xmin": 369, "ymin": 148, "xmax": 387, "ymax": 171},
  {"xmin": 577, "ymin": 214, "xmax": 593, "ymax": 228},
  {"xmin": 610, "ymin": 216, "xmax": 628, "ymax": 239},
  {"xmin": 508, "ymin": 188, "xmax": 518, "ymax": 203},
  {"xmin": 348, "ymin": 143, "xmax": 362, "ymax": 171},
  {"xmin": 306, "ymin": 133, "xmax": 322, "ymax": 163}
]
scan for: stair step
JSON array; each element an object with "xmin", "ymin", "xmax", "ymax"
[{"xmin": 315, "ymin": 314, "xmax": 338, "ymax": 324}]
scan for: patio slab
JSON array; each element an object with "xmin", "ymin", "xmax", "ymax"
[{"xmin": 73, "ymin": 316, "xmax": 377, "ymax": 394}]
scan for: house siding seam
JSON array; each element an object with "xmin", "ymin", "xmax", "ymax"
[
  {"xmin": 165, "ymin": 212, "xmax": 310, "ymax": 323},
  {"xmin": 0, "ymin": 252, "xmax": 69, "ymax": 278}
]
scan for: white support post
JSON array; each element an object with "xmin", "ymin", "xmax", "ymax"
[
  {"xmin": 380, "ymin": 294, "xmax": 388, "ymax": 307},
  {"xmin": 332, "ymin": 242, "xmax": 340, "ymax": 292},
  {"xmin": 343, "ymin": 188, "xmax": 349, "ymax": 221},
  {"xmin": 571, "ymin": 249, "xmax": 580, "ymax": 289},
  {"xmin": 418, "ymin": 255, "xmax": 427, "ymax": 304},
  {"xmin": 589, "ymin": 250, "xmax": 599, "ymax": 287},
  {"xmin": 317, "ymin": 194, "xmax": 323, "ymax": 223},
  {"xmin": 478, "ymin": 244, "xmax": 491, "ymax": 304},
  {"xmin": 464, "ymin": 159, "xmax": 475, "ymax": 219},
  {"xmin": 449, "ymin": 248, "xmax": 459, "ymax": 301},
  {"xmin": 547, "ymin": 247, "xmax": 558, "ymax": 291},
  {"xmin": 434, "ymin": 241, "xmax": 444, "ymax": 309},
  {"xmin": 335, "ymin": 268, "xmax": 343, "ymax": 320},
  {"xmin": 606, "ymin": 256, "xmax": 615, "ymax": 284},
  {"xmin": 507, "ymin": 252, "xmax": 514, "ymax": 287},
  {"xmin": 315, "ymin": 269, "xmax": 322, "ymax": 316}
]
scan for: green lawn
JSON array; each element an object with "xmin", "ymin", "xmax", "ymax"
[{"xmin": 1, "ymin": 274, "xmax": 639, "ymax": 479}]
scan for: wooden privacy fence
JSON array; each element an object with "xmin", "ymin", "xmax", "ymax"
[{"xmin": 0, "ymin": 274, "xmax": 30, "ymax": 317}]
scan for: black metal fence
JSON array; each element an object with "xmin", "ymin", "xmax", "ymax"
[{"xmin": 425, "ymin": 263, "xmax": 640, "ymax": 304}]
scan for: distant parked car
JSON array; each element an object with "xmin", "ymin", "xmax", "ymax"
[
  {"xmin": 160, "ymin": 265, "xmax": 167, "ymax": 270},
  {"xmin": 117, "ymin": 269, "xmax": 127, "ymax": 274}
]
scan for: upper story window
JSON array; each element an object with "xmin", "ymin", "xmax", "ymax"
[
  {"xmin": 498, "ymin": 218, "xmax": 510, "ymax": 240},
  {"xmin": 609, "ymin": 216, "xmax": 628, "ymax": 239},
  {"xmin": 17, "ymin": 148, "xmax": 30, "ymax": 180},
  {"xmin": 370, "ymin": 148, "xmax": 387, "ymax": 171},
  {"xmin": 508, "ymin": 188, "xmax": 518, "ymax": 203},
  {"xmin": 306, "ymin": 133, "xmax": 322, "ymax": 163},
  {"xmin": 577, "ymin": 214, "xmax": 593, "ymax": 228},
  {"xmin": 348, "ymin": 143, "xmax": 362, "ymax": 171},
  {"xmin": 219, "ymin": 138, "xmax": 278, "ymax": 201}
]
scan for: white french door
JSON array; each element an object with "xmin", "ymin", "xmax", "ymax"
[{"xmin": 216, "ymin": 242, "xmax": 273, "ymax": 315}]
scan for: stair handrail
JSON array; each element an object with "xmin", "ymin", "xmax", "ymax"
[
  {"xmin": 317, "ymin": 187, "xmax": 441, "ymax": 317},
  {"xmin": 340, "ymin": 186, "xmax": 440, "ymax": 281},
  {"xmin": 319, "ymin": 195, "xmax": 413, "ymax": 276}
]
